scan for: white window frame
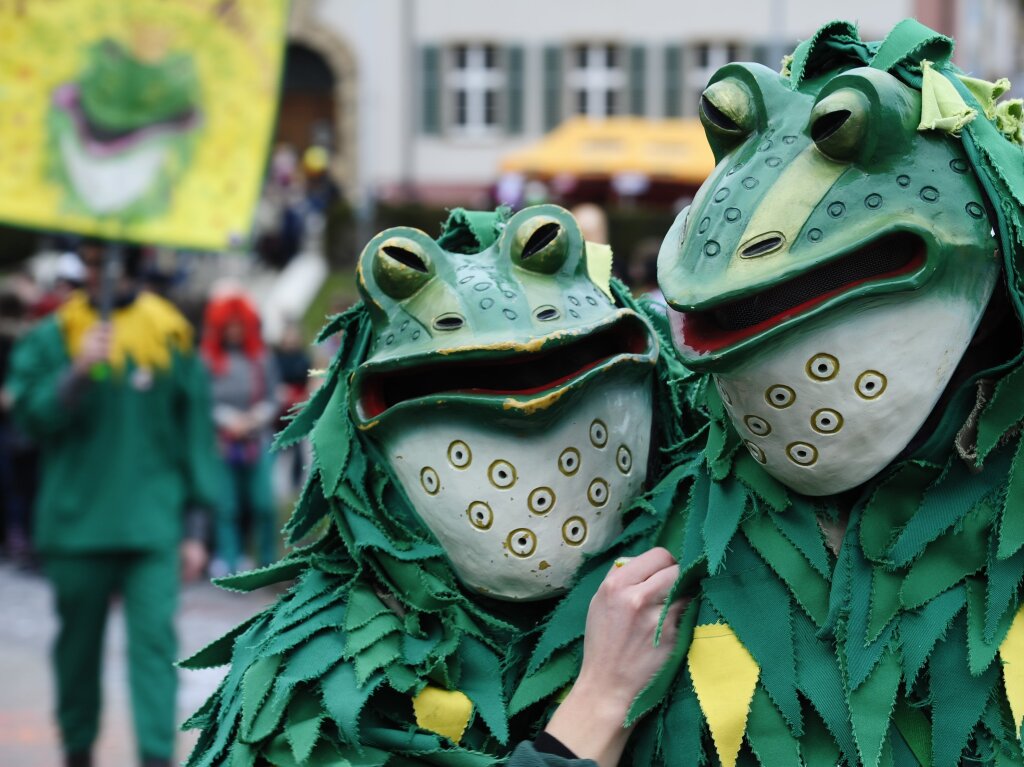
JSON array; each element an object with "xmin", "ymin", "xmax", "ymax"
[
  {"xmin": 446, "ymin": 43, "xmax": 505, "ymax": 138},
  {"xmin": 567, "ymin": 43, "xmax": 627, "ymax": 119}
]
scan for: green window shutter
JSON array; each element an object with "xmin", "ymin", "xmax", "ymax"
[
  {"xmin": 751, "ymin": 43, "xmax": 772, "ymax": 68},
  {"xmin": 543, "ymin": 46, "xmax": 563, "ymax": 131},
  {"xmin": 665, "ymin": 45, "xmax": 683, "ymax": 117},
  {"xmin": 629, "ymin": 46, "xmax": 646, "ymax": 116},
  {"xmin": 421, "ymin": 45, "xmax": 441, "ymax": 135},
  {"xmin": 506, "ymin": 46, "xmax": 525, "ymax": 134}
]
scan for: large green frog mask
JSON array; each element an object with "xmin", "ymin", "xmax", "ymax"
[
  {"xmin": 354, "ymin": 205, "xmax": 657, "ymax": 600},
  {"xmin": 658, "ymin": 29, "xmax": 1002, "ymax": 495}
]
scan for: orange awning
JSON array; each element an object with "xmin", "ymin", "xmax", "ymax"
[{"xmin": 500, "ymin": 117, "xmax": 716, "ymax": 185}]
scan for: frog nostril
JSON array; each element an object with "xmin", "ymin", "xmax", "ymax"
[
  {"xmin": 740, "ymin": 233, "xmax": 786, "ymax": 258},
  {"xmin": 433, "ymin": 313, "xmax": 465, "ymax": 331},
  {"xmin": 811, "ymin": 109, "xmax": 851, "ymax": 143},
  {"xmin": 534, "ymin": 306, "xmax": 560, "ymax": 321}
]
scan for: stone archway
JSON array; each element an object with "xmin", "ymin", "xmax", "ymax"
[{"xmin": 286, "ymin": 4, "xmax": 358, "ymax": 200}]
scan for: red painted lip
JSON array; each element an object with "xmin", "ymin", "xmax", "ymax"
[
  {"xmin": 357, "ymin": 314, "xmax": 653, "ymax": 420},
  {"xmin": 673, "ymin": 232, "xmax": 926, "ymax": 356}
]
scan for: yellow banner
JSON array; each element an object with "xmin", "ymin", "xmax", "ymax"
[{"xmin": 0, "ymin": 0, "xmax": 289, "ymax": 250}]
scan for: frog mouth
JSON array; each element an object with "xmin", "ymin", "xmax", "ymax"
[
  {"xmin": 53, "ymin": 84, "xmax": 199, "ymax": 156},
  {"xmin": 354, "ymin": 312, "xmax": 655, "ymax": 422},
  {"xmin": 673, "ymin": 231, "xmax": 926, "ymax": 358}
]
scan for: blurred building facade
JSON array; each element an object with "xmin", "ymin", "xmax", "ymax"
[{"xmin": 282, "ymin": 0, "xmax": 1024, "ymax": 208}]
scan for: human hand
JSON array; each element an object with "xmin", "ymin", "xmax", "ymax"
[
  {"xmin": 72, "ymin": 322, "xmax": 112, "ymax": 376},
  {"xmin": 544, "ymin": 547, "xmax": 688, "ymax": 766},
  {"xmin": 180, "ymin": 539, "xmax": 209, "ymax": 582}
]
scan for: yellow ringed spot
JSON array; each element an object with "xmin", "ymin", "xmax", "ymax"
[
  {"xmin": 528, "ymin": 487, "xmax": 556, "ymax": 515},
  {"xmin": 716, "ymin": 378, "xmax": 733, "ymax": 405},
  {"xmin": 744, "ymin": 440, "xmax": 767, "ymax": 464},
  {"xmin": 856, "ymin": 370, "xmax": 887, "ymax": 400},
  {"xmin": 786, "ymin": 442, "xmax": 818, "ymax": 466},
  {"xmin": 616, "ymin": 445, "xmax": 632, "ymax": 474},
  {"xmin": 588, "ymin": 477, "xmax": 610, "ymax": 507},
  {"xmin": 806, "ymin": 353, "xmax": 839, "ymax": 381},
  {"xmin": 558, "ymin": 447, "xmax": 581, "ymax": 476},
  {"xmin": 590, "ymin": 419, "xmax": 609, "ymax": 448},
  {"xmin": 466, "ymin": 501, "xmax": 493, "ymax": 530},
  {"xmin": 488, "ymin": 459, "xmax": 517, "ymax": 489},
  {"xmin": 743, "ymin": 415, "xmax": 772, "ymax": 436},
  {"xmin": 448, "ymin": 440, "xmax": 472, "ymax": 468},
  {"xmin": 765, "ymin": 384, "xmax": 796, "ymax": 409},
  {"xmin": 811, "ymin": 408, "xmax": 843, "ymax": 434},
  {"xmin": 562, "ymin": 516, "xmax": 588, "ymax": 545},
  {"xmin": 507, "ymin": 528, "xmax": 537, "ymax": 557},
  {"xmin": 420, "ymin": 467, "xmax": 440, "ymax": 495}
]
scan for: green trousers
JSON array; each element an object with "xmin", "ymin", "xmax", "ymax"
[
  {"xmin": 45, "ymin": 549, "xmax": 178, "ymax": 760},
  {"xmin": 214, "ymin": 453, "xmax": 277, "ymax": 572}
]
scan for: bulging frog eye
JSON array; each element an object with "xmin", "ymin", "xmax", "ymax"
[
  {"xmin": 809, "ymin": 89, "xmax": 869, "ymax": 162},
  {"xmin": 511, "ymin": 216, "xmax": 569, "ymax": 274},
  {"xmin": 372, "ymin": 237, "xmax": 433, "ymax": 299},
  {"xmin": 700, "ymin": 79, "xmax": 755, "ymax": 137}
]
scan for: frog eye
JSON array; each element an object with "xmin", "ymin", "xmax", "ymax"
[
  {"xmin": 371, "ymin": 237, "xmax": 434, "ymax": 299},
  {"xmin": 809, "ymin": 89, "xmax": 869, "ymax": 162},
  {"xmin": 700, "ymin": 79, "xmax": 755, "ymax": 137},
  {"xmin": 511, "ymin": 216, "xmax": 570, "ymax": 274}
]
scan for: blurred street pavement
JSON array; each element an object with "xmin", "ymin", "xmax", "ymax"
[{"xmin": 0, "ymin": 562, "xmax": 277, "ymax": 766}]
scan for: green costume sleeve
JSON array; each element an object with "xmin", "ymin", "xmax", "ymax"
[
  {"xmin": 507, "ymin": 742, "xmax": 597, "ymax": 767},
  {"xmin": 173, "ymin": 349, "xmax": 221, "ymax": 513},
  {"xmin": 7, "ymin": 319, "xmax": 89, "ymax": 439}
]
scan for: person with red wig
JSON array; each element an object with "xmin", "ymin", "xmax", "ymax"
[{"xmin": 200, "ymin": 292, "xmax": 280, "ymax": 575}]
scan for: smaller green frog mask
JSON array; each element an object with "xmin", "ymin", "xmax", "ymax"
[
  {"xmin": 658, "ymin": 27, "xmax": 1002, "ymax": 495},
  {"xmin": 352, "ymin": 205, "xmax": 658, "ymax": 601}
]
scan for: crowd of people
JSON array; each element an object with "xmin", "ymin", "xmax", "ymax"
[
  {"xmin": 0, "ymin": 242, "xmax": 316, "ymax": 575},
  {"xmin": 0, "ymin": 239, "xmax": 320, "ymax": 767}
]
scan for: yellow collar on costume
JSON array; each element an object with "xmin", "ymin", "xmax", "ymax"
[{"xmin": 57, "ymin": 291, "xmax": 193, "ymax": 372}]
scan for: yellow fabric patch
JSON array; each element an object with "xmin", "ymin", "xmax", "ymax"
[
  {"xmin": 687, "ymin": 622, "xmax": 761, "ymax": 767},
  {"xmin": 918, "ymin": 60, "xmax": 977, "ymax": 135},
  {"xmin": 955, "ymin": 71, "xmax": 1024, "ymax": 144},
  {"xmin": 58, "ymin": 290, "xmax": 193, "ymax": 373},
  {"xmin": 957, "ymin": 73, "xmax": 1012, "ymax": 118},
  {"xmin": 999, "ymin": 606, "xmax": 1024, "ymax": 737},
  {"xmin": 412, "ymin": 685, "xmax": 473, "ymax": 743},
  {"xmin": 585, "ymin": 241, "xmax": 614, "ymax": 299}
]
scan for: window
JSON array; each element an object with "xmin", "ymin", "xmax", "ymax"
[
  {"xmin": 447, "ymin": 44, "xmax": 505, "ymax": 136},
  {"xmin": 567, "ymin": 43, "xmax": 627, "ymax": 119},
  {"xmin": 681, "ymin": 41, "xmax": 747, "ymax": 117}
]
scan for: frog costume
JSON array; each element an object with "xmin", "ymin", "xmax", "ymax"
[
  {"xmin": 183, "ymin": 206, "xmax": 702, "ymax": 765},
  {"xmin": 518, "ymin": 18, "xmax": 1024, "ymax": 767}
]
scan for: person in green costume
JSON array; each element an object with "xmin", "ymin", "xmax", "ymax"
[
  {"xmin": 6, "ymin": 243, "xmax": 221, "ymax": 767},
  {"xmin": 520, "ymin": 17, "xmax": 1024, "ymax": 767},
  {"xmin": 182, "ymin": 204, "xmax": 702, "ymax": 766}
]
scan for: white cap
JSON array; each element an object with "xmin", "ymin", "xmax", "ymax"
[{"xmin": 55, "ymin": 252, "xmax": 87, "ymax": 284}]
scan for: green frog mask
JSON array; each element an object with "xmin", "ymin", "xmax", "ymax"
[
  {"xmin": 658, "ymin": 40, "xmax": 1001, "ymax": 495},
  {"xmin": 353, "ymin": 205, "xmax": 658, "ymax": 600}
]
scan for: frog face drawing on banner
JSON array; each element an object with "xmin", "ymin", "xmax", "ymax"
[
  {"xmin": 658, "ymin": 60, "xmax": 1000, "ymax": 495},
  {"xmin": 352, "ymin": 205, "xmax": 658, "ymax": 600},
  {"xmin": 49, "ymin": 38, "xmax": 202, "ymax": 217}
]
